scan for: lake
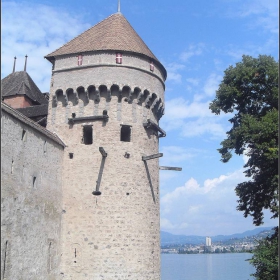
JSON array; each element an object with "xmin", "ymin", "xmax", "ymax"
[{"xmin": 161, "ymin": 253, "xmax": 255, "ymax": 280}]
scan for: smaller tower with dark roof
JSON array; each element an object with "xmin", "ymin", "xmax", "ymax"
[
  {"xmin": 45, "ymin": 11, "xmax": 166, "ymax": 279},
  {"xmin": 1, "ymin": 70, "xmax": 49, "ymax": 126}
]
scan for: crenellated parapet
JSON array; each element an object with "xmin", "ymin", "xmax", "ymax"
[{"xmin": 52, "ymin": 83, "xmax": 164, "ymax": 122}]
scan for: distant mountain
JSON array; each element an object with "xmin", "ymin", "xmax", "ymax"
[{"xmin": 161, "ymin": 227, "xmax": 275, "ymax": 245}]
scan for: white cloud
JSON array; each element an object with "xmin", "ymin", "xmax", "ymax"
[
  {"xmin": 160, "ymin": 146, "xmax": 196, "ymax": 165},
  {"xmin": 180, "ymin": 118, "xmax": 226, "ymax": 138},
  {"xmin": 160, "ymin": 169, "xmax": 251, "ymax": 235},
  {"xmin": 160, "ymin": 167, "xmax": 277, "ymax": 236},
  {"xmin": 194, "ymin": 73, "xmax": 222, "ymax": 101},
  {"xmin": 237, "ymin": 0, "xmax": 279, "ymax": 34},
  {"xmin": 223, "ymin": 0, "xmax": 278, "ymax": 37},
  {"xmin": 164, "ymin": 98, "xmax": 212, "ymax": 120},
  {"xmin": 160, "ymin": 218, "xmax": 176, "ymax": 230},
  {"xmin": 1, "ymin": 2, "xmax": 90, "ymax": 92},
  {"xmin": 161, "ymin": 70, "xmax": 232, "ymax": 139},
  {"xmin": 166, "ymin": 63, "xmax": 185, "ymax": 83},
  {"xmin": 180, "ymin": 43, "xmax": 205, "ymax": 62},
  {"xmin": 186, "ymin": 78, "xmax": 199, "ymax": 86},
  {"xmin": 161, "ymin": 95, "xmax": 229, "ymax": 139}
]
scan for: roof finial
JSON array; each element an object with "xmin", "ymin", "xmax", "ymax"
[
  {"xmin": 117, "ymin": 0, "xmax": 121, "ymax": 13},
  {"xmin": 24, "ymin": 55, "xmax": 28, "ymax": 72},
  {"xmin": 13, "ymin": 56, "xmax": 17, "ymax": 73}
]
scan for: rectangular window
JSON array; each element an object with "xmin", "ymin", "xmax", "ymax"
[
  {"xmin": 83, "ymin": 126, "xmax": 93, "ymax": 145},
  {"xmin": 116, "ymin": 53, "xmax": 122, "ymax": 64},
  {"xmin": 120, "ymin": 125, "xmax": 131, "ymax": 142},
  {"xmin": 77, "ymin": 55, "xmax": 83, "ymax": 66}
]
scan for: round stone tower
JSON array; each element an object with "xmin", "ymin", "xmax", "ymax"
[{"xmin": 45, "ymin": 11, "xmax": 166, "ymax": 280}]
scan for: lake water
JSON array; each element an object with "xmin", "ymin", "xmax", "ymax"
[{"xmin": 161, "ymin": 253, "xmax": 255, "ymax": 280}]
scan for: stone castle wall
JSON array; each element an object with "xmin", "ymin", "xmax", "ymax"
[
  {"xmin": 1, "ymin": 109, "xmax": 64, "ymax": 280},
  {"xmin": 46, "ymin": 52, "xmax": 164, "ymax": 279}
]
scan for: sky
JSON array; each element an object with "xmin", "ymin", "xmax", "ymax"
[{"xmin": 1, "ymin": 0, "xmax": 278, "ymax": 236}]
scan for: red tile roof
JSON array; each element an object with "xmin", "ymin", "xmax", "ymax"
[{"xmin": 45, "ymin": 13, "xmax": 159, "ymax": 62}]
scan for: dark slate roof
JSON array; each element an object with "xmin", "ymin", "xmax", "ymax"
[
  {"xmin": 17, "ymin": 104, "xmax": 48, "ymax": 118},
  {"xmin": 1, "ymin": 71, "xmax": 48, "ymax": 105},
  {"xmin": 45, "ymin": 13, "xmax": 166, "ymax": 78},
  {"xmin": 1, "ymin": 102, "xmax": 66, "ymax": 147}
]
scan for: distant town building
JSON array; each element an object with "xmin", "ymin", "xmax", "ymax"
[{"xmin": 206, "ymin": 237, "xmax": 212, "ymax": 246}]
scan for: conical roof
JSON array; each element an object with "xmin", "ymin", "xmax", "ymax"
[
  {"xmin": 1, "ymin": 71, "xmax": 48, "ymax": 104},
  {"xmin": 45, "ymin": 13, "xmax": 159, "ymax": 62}
]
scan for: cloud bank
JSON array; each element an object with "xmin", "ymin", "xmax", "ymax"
[{"xmin": 1, "ymin": 1, "xmax": 90, "ymax": 92}]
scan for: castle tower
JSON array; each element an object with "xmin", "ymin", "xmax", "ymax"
[{"xmin": 45, "ymin": 11, "xmax": 166, "ymax": 279}]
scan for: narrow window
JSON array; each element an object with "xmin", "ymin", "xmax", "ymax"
[
  {"xmin": 74, "ymin": 248, "xmax": 77, "ymax": 263},
  {"xmin": 21, "ymin": 129, "xmax": 26, "ymax": 141},
  {"xmin": 11, "ymin": 160, "xmax": 14, "ymax": 174},
  {"xmin": 116, "ymin": 53, "xmax": 122, "ymax": 64},
  {"xmin": 120, "ymin": 125, "xmax": 131, "ymax": 142},
  {"xmin": 3, "ymin": 241, "xmax": 8, "ymax": 279},
  {"xmin": 48, "ymin": 242, "xmax": 52, "ymax": 273},
  {"xmin": 33, "ymin": 176, "xmax": 37, "ymax": 188},
  {"xmin": 83, "ymin": 126, "xmax": 93, "ymax": 145},
  {"xmin": 150, "ymin": 61, "xmax": 154, "ymax": 72},
  {"xmin": 69, "ymin": 153, "xmax": 74, "ymax": 159},
  {"xmin": 77, "ymin": 55, "xmax": 83, "ymax": 66},
  {"xmin": 43, "ymin": 141, "xmax": 47, "ymax": 155}
]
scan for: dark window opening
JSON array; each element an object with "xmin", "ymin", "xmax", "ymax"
[
  {"xmin": 33, "ymin": 176, "xmax": 36, "ymax": 188},
  {"xmin": 22, "ymin": 129, "xmax": 26, "ymax": 141},
  {"xmin": 3, "ymin": 240, "xmax": 8, "ymax": 279},
  {"xmin": 11, "ymin": 160, "xmax": 14, "ymax": 174},
  {"xmin": 121, "ymin": 125, "xmax": 131, "ymax": 142},
  {"xmin": 83, "ymin": 126, "xmax": 93, "ymax": 145},
  {"xmin": 44, "ymin": 141, "xmax": 47, "ymax": 154},
  {"xmin": 74, "ymin": 248, "xmax": 77, "ymax": 263},
  {"xmin": 69, "ymin": 153, "xmax": 74, "ymax": 159}
]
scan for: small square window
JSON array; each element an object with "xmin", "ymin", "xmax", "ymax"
[
  {"xmin": 121, "ymin": 125, "xmax": 131, "ymax": 142},
  {"xmin": 82, "ymin": 126, "xmax": 93, "ymax": 145}
]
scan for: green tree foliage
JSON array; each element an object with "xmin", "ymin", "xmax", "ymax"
[
  {"xmin": 249, "ymin": 227, "xmax": 278, "ymax": 280},
  {"xmin": 209, "ymin": 55, "xmax": 278, "ymax": 279},
  {"xmin": 209, "ymin": 55, "xmax": 278, "ymax": 226}
]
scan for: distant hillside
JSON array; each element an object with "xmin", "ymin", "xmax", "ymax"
[{"xmin": 161, "ymin": 227, "xmax": 275, "ymax": 245}]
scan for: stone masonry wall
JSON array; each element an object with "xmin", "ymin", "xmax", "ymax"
[
  {"xmin": 1, "ymin": 111, "xmax": 64, "ymax": 280},
  {"xmin": 47, "ymin": 52, "xmax": 164, "ymax": 279}
]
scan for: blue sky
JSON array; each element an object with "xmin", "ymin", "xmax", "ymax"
[{"xmin": 1, "ymin": 0, "xmax": 278, "ymax": 236}]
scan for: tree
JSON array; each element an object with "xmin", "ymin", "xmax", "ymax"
[
  {"xmin": 209, "ymin": 55, "xmax": 278, "ymax": 278},
  {"xmin": 249, "ymin": 227, "xmax": 278, "ymax": 280}
]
